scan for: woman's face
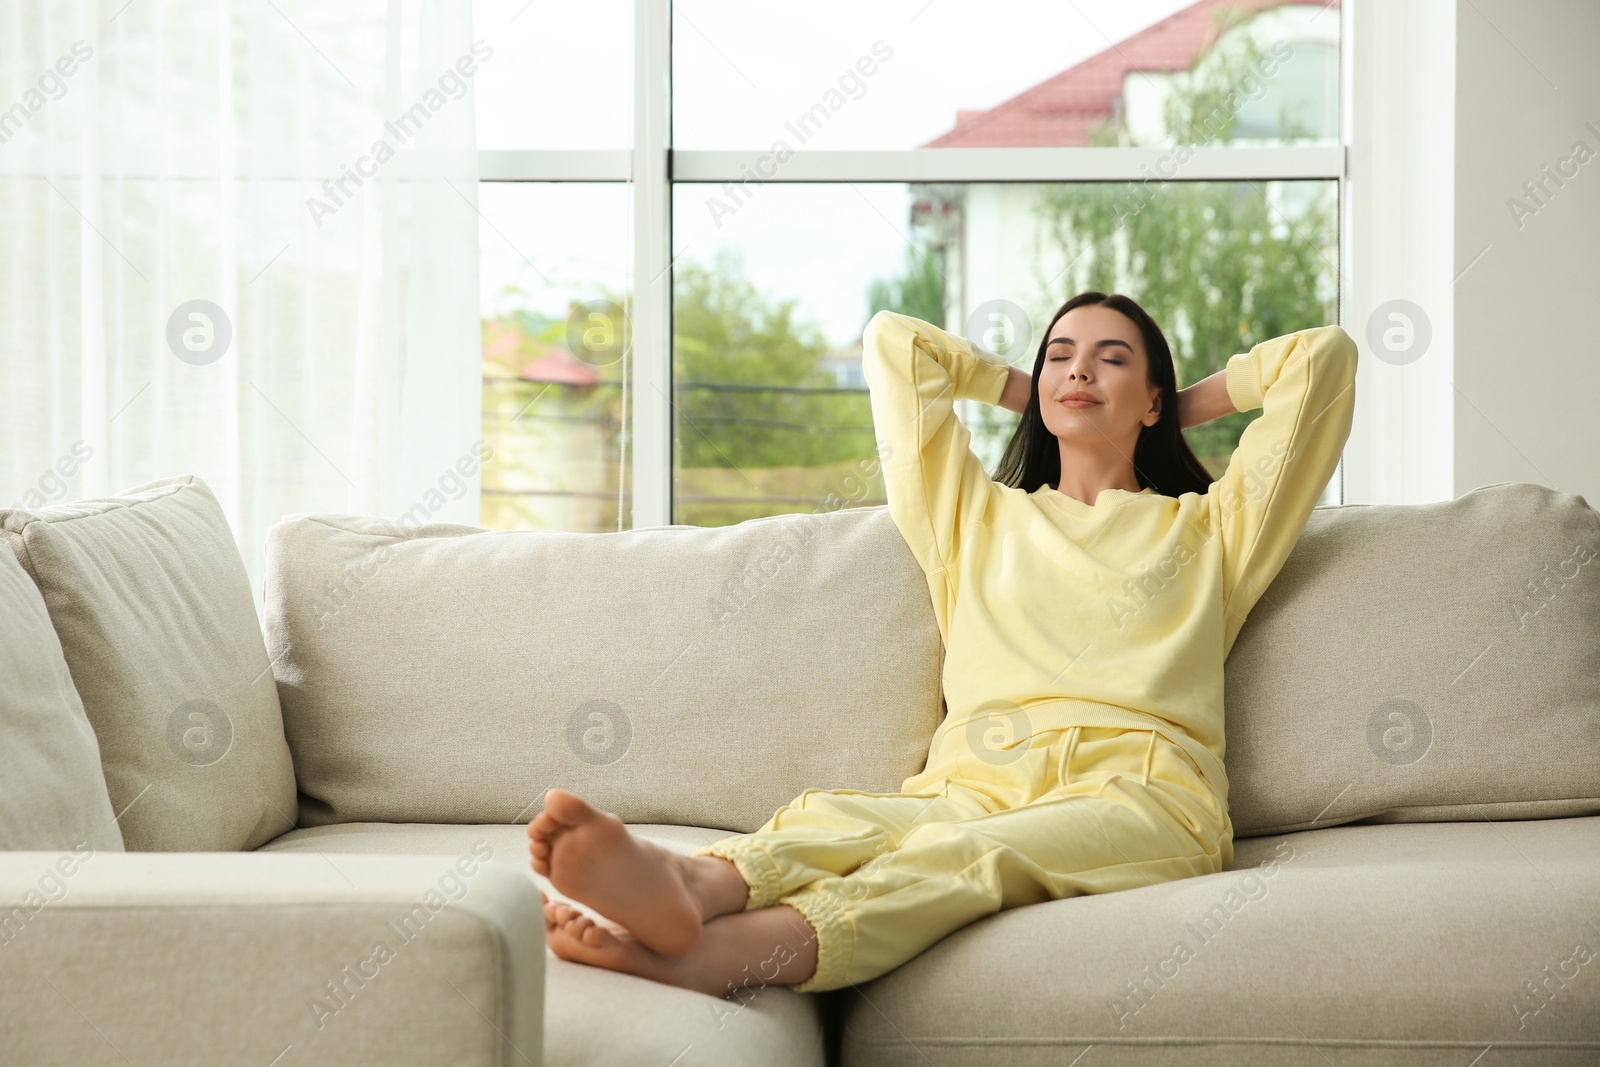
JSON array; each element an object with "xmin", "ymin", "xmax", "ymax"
[{"xmin": 1037, "ymin": 305, "xmax": 1162, "ymax": 446}]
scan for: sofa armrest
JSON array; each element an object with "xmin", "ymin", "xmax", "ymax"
[{"xmin": 0, "ymin": 849, "xmax": 543, "ymax": 1066}]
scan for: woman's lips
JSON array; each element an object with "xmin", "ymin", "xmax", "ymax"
[{"xmin": 1060, "ymin": 398, "xmax": 1101, "ymax": 408}]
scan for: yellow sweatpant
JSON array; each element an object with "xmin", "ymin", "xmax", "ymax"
[{"xmin": 689, "ymin": 725, "xmax": 1229, "ymax": 994}]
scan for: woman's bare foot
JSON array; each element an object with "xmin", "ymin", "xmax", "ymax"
[
  {"xmin": 527, "ymin": 787, "xmax": 746, "ymax": 956},
  {"xmin": 540, "ymin": 892, "xmax": 821, "ymax": 998},
  {"xmin": 541, "ymin": 896, "xmax": 707, "ymax": 993}
]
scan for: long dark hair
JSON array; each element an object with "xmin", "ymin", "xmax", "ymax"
[{"xmin": 992, "ymin": 291, "xmax": 1216, "ymax": 499}]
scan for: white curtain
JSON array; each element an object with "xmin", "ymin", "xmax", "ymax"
[{"xmin": 0, "ymin": 0, "xmax": 482, "ymax": 624}]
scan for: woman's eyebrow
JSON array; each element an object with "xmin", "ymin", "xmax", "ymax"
[{"xmin": 1047, "ymin": 337, "xmax": 1134, "ymax": 352}]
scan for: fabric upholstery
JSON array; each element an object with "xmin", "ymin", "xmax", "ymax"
[
  {"xmin": 0, "ymin": 850, "xmax": 542, "ymax": 1066},
  {"xmin": 262, "ymin": 506, "xmax": 946, "ymax": 833},
  {"xmin": 1221, "ymin": 481, "xmax": 1600, "ymax": 836},
  {"xmin": 263, "ymin": 482, "xmax": 1600, "ymax": 841},
  {"xmin": 839, "ymin": 815, "xmax": 1600, "ymax": 1065},
  {"xmin": 258, "ymin": 821, "xmax": 827, "ymax": 1067},
  {"xmin": 0, "ymin": 474, "xmax": 296, "ymax": 851},
  {"xmin": 0, "ymin": 546, "xmax": 123, "ymax": 852}
]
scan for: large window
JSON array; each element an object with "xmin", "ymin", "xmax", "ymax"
[
  {"xmin": 473, "ymin": 0, "xmax": 1344, "ymax": 532},
  {"xmin": 477, "ymin": 182, "xmax": 633, "ymax": 531}
]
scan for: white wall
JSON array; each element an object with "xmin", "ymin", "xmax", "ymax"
[
  {"xmin": 1452, "ymin": 0, "xmax": 1600, "ymax": 503},
  {"xmin": 1345, "ymin": 0, "xmax": 1600, "ymax": 507}
]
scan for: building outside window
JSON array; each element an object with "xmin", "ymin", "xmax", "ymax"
[{"xmin": 473, "ymin": 0, "xmax": 1343, "ymax": 532}]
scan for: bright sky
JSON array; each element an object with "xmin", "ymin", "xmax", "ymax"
[{"xmin": 472, "ymin": 0, "xmax": 1201, "ymax": 345}]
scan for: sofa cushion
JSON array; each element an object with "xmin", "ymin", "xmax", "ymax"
[
  {"xmin": 1222, "ymin": 481, "xmax": 1600, "ymax": 836},
  {"xmin": 263, "ymin": 505, "xmax": 945, "ymax": 833},
  {"xmin": 840, "ymin": 815, "xmax": 1600, "ymax": 1065},
  {"xmin": 257, "ymin": 820, "xmax": 829, "ymax": 1067},
  {"xmin": 0, "ymin": 546, "xmax": 123, "ymax": 852},
  {"xmin": 0, "ymin": 474, "xmax": 296, "ymax": 851}
]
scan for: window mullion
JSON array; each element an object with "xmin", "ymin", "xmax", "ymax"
[{"xmin": 630, "ymin": 0, "xmax": 673, "ymax": 529}]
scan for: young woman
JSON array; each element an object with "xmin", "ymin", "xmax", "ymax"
[{"xmin": 528, "ymin": 290, "xmax": 1358, "ymax": 998}]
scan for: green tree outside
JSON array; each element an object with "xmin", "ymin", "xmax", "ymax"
[
  {"xmin": 967, "ymin": 8, "xmax": 1338, "ymax": 477},
  {"xmin": 672, "ymin": 248, "xmax": 878, "ymax": 526},
  {"xmin": 483, "ymin": 5, "xmax": 1338, "ymax": 529},
  {"xmin": 864, "ymin": 242, "xmax": 947, "ymax": 329}
]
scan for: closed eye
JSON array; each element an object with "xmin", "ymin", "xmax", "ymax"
[{"xmin": 1050, "ymin": 356, "xmax": 1122, "ymax": 364}]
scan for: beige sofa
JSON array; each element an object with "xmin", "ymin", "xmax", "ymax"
[{"xmin": 3, "ymin": 472, "xmax": 1598, "ymax": 1066}]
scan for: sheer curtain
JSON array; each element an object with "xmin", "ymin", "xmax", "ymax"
[{"xmin": 0, "ymin": 0, "xmax": 482, "ymax": 623}]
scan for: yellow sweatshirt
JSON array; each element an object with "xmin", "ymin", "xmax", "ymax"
[{"xmin": 861, "ymin": 310, "xmax": 1358, "ymax": 853}]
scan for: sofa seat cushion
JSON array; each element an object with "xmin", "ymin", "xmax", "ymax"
[
  {"xmin": 258, "ymin": 821, "xmax": 830, "ymax": 1067},
  {"xmin": 838, "ymin": 816, "xmax": 1600, "ymax": 1066}
]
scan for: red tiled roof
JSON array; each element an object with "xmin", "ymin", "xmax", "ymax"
[
  {"xmin": 922, "ymin": 0, "xmax": 1335, "ymax": 147},
  {"xmin": 483, "ymin": 318, "xmax": 602, "ymax": 385},
  {"xmin": 519, "ymin": 346, "xmax": 602, "ymax": 385}
]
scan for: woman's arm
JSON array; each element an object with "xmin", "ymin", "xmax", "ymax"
[
  {"xmin": 860, "ymin": 311, "xmax": 1010, "ymax": 645},
  {"xmin": 1176, "ymin": 368, "xmax": 1236, "ymax": 430},
  {"xmin": 997, "ymin": 365, "xmax": 1032, "ymax": 415},
  {"xmin": 1205, "ymin": 326, "xmax": 1359, "ymax": 654}
]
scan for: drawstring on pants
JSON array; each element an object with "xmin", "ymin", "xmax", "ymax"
[{"xmin": 1053, "ymin": 726, "xmax": 1159, "ymax": 789}]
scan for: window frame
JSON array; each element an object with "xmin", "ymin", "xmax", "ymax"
[{"xmin": 479, "ymin": 0, "xmax": 1349, "ymax": 530}]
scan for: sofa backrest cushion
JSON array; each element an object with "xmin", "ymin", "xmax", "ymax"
[
  {"xmin": 1223, "ymin": 481, "xmax": 1600, "ymax": 836},
  {"xmin": 263, "ymin": 506, "xmax": 947, "ymax": 833},
  {"xmin": 0, "ymin": 474, "xmax": 297, "ymax": 851},
  {"xmin": 0, "ymin": 547, "xmax": 124, "ymax": 852}
]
